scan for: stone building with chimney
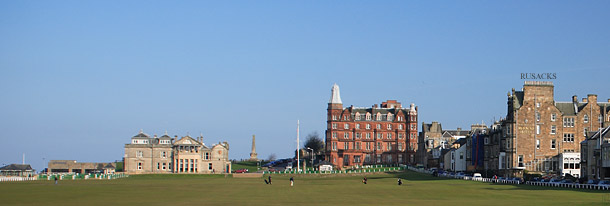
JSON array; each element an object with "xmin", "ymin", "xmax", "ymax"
[
  {"xmin": 325, "ymin": 84, "xmax": 418, "ymax": 168},
  {"xmin": 500, "ymin": 81, "xmax": 610, "ymax": 177},
  {"xmin": 124, "ymin": 131, "xmax": 231, "ymax": 174}
]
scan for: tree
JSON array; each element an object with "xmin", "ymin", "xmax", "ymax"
[
  {"xmin": 267, "ymin": 153, "xmax": 277, "ymax": 161},
  {"xmin": 304, "ymin": 131, "xmax": 324, "ymax": 153}
]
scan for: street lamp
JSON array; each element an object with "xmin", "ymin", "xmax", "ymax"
[{"xmin": 306, "ymin": 147, "xmax": 314, "ymax": 171}]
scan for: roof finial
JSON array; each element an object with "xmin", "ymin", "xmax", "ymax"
[
  {"xmin": 139, "ymin": 129, "xmax": 143, "ymax": 134},
  {"xmin": 164, "ymin": 130, "xmax": 168, "ymax": 135},
  {"xmin": 329, "ymin": 83, "xmax": 342, "ymax": 104}
]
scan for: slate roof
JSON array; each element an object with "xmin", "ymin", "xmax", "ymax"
[{"xmin": 0, "ymin": 164, "xmax": 33, "ymax": 171}]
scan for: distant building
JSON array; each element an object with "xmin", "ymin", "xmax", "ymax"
[
  {"xmin": 47, "ymin": 160, "xmax": 116, "ymax": 174},
  {"xmin": 124, "ymin": 131, "xmax": 231, "ymax": 174},
  {"xmin": 417, "ymin": 121, "xmax": 472, "ymax": 168},
  {"xmin": 0, "ymin": 164, "xmax": 35, "ymax": 177},
  {"xmin": 325, "ymin": 84, "xmax": 418, "ymax": 168},
  {"xmin": 581, "ymin": 127, "xmax": 610, "ymax": 180}
]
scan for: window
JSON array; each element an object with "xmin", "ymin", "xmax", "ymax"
[
  {"xmin": 536, "ymin": 102, "xmax": 540, "ymax": 108},
  {"xmin": 387, "ymin": 113, "xmax": 393, "ymax": 121},
  {"xmin": 551, "ymin": 113, "xmax": 556, "ymax": 121},
  {"xmin": 584, "ymin": 128, "xmax": 588, "ymax": 136},
  {"xmin": 377, "ymin": 154, "xmax": 381, "ymax": 163},
  {"xmin": 460, "ymin": 152, "xmax": 464, "ymax": 160},
  {"xmin": 343, "ymin": 116, "xmax": 348, "ymax": 121},
  {"xmin": 332, "ymin": 142, "xmax": 337, "ymax": 150},
  {"xmin": 536, "ymin": 112, "xmax": 541, "ymax": 122},
  {"xmin": 536, "ymin": 125, "xmax": 540, "ymax": 135},
  {"xmin": 332, "ymin": 115, "xmax": 337, "ymax": 120},
  {"xmin": 584, "ymin": 115, "xmax": 589, "ymax": 123},
  {"xmin": 410, "ymin": 124, "xmax": 416, "ymax": 130},
  {"xmin": 551, "ymin": 139, "xmax": 556, "ymax": 149},
  {"xmin": 398, "ymin": 143, "xmax": 403, "ymax": 151},
  {"xmin": 354, "ymin": 156, "xmax": 361, "ymax": 163},
  {"xmin": 344, "ymin": 124, "xmax": 349, "ymax": 129},
  {"xmin": 355, "ymin": 113, "xmax": 361, "ymax": 120},
  {"xmin": 332, "ymin": 132, "xmax": 337, "ymax": 139},
  {"xmin": 356, "ymin": 124, "xmax": 360, "ymax": 129},
  {"xmin": 366, "ymin": 133, "xmax": 371, "ymax": 139},
  {"xmin": 376, "ymin": 113, "xmax": 382, "ymax": 121},
  {"xmin": 398, "ymin": 133, "xmax": 403, "ymax": 139},
  {"xmin": 161, "ymin": 151, "xmax": 167, "ymax": 158},
  {"xmin": 209, "ymin": 163, "xmax": 213, "ymax": 170},
  {"xmin": 484, "ymin": 138, "xmax": 489, "ymax": 145},
  {"xmin": 366, "ymin": 113, "xmax": 371, "ymax": 120},
  {"xmin": 366, "ymin": 142, "xmax": 371, "ymax": 150},
  {"xmin": 137, "ymin": 162, "xmax": 142, "ymax": 170},
  {"xmin": 398, "ymin": 116, "xmax": 403, "ymax": 121},
  {"xmin": 536, "ymin": 139, "xmax": 540, "ymax": 149},
  {"xmin": 377, "ymin": 133, "xmax": 382, "ymax": 139},
  {"xmin": 332, "ymin": 123, "xmax": 337, "ymax": 129},
  {"xmin": 343, "ymin": 133, "xmax": 349, "ymax": 139},
  {"xmin": 550, "ymin": 125, "xmax": 556, "ymax": 134},
  {"xmin": 518, "ymin": 155, "xmax": 524, "ymax": 167},
  {"xmin": 355, "ymin": 133, "xmax": 361, "ymax": 139},
  {"xmin": 399, "ymin": 124, "xmax": 403, "ymax": 130},
  {"xmin": 563, "ymin": 133, "xmax": 574, "ymax": 142},
  {"xmin": 377, "ymin": 142, "xmax": 382, "ymax": 150},
  {"xmin": 344, "ymin": 142, "xmax": 349, "ymax": 150},
  {"xmin": 376, "ymin": 124, "xmax": 381, "ymax": 129},
  {"xmin": 136, "ymin": 151, "xmax": 143, "ymax": 158},
  {"xmin": 563, "ymin": 117, "xmax": 574, "ymax": 127},
  {"xmin": 157, "ymin": 162, "xmax": 160, "ymax": 170},
  {"xmin": 162, "ymin": 163, "xmax": 166, "ymax": 170},
  {"xmin": 387, "ymin": 124, "xmax": 392, "ymax": 130},
  {"xmin": 366, "ymin": 124, "xmax": 371, "ymax": 130},
  {"xmin": 387, "ymin": 133, "xmax": 392, "ymax": 139},
  {"xmin": 355, "ymin": 142, "xmax": 361, "ymax": 150},
  {"xmin": 600, "ymin": 114, "xmax": 604, "ymax": 124}
]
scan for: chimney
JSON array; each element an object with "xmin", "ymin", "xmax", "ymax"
[
  {"xmin": 573, "ymin": 95, "xmax": 578, "ymax": 103},
  {"xmin": 583, "ymin": 98, "xmax": 588, "ymax": 103},
  {"xmin": 607, "ymin": 99, "xmax": 610, "ymax": 103},
  {"xmin": 373, "ymin": 104, "xmax": 378, "ymax": 108},
  {"xmin": 587, "ymin": 94, "xmax": 598, "ymax": 103}
]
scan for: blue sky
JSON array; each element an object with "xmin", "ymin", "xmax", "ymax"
[{"xmin": 1, "ymin": 1, "xmax": 609, "ymax": 171}]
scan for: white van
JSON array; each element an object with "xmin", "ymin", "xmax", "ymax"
[{"xmin": 473, "ymin": 173, "xmax": 482, "ymax": 180}]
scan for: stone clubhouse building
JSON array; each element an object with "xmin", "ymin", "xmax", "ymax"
[{"xmin": 124, "ymin": 131, "xmax": 231, "ymax": 174}]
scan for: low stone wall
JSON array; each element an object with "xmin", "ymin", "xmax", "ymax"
[{"xmin": 233, "ymin": 173, "xmax": 263, "ymax": 178}]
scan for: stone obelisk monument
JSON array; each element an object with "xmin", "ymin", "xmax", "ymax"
[{"xmin": 249, "ymin": 135, "xmax": 258, "ymax": 161}]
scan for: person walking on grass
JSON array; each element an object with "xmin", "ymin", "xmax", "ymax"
[
  {"xmin": 268, "ymin": 175, "xmax": 272, "ymax": 185},
  {"xmin": 290, "ymin": 176, "xmax": 294, "ymax": 187},
  {"xmin": 363, "ymin": 176, "xmax": 367, "ymax": 184},
  {"xmin": 54, "ymin": 176, "xmax": 58, "ymax": 185},
  {"xmin": 397, "ymin": 178, "xmax": 402, "ymax": 186}
]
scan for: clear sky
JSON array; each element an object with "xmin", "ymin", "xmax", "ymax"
[{"xmin": 1, "ymin": 1, "xmax": 609, "ymax": 171}]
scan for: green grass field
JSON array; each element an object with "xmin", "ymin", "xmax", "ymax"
[{"xmin": 0, "ymin": 171, "xmax": 607, "ymax": 206}]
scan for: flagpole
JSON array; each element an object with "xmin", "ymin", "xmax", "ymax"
[{"xmin": 297, "ymin": 120, "xmax": 300, "ymax": 173}]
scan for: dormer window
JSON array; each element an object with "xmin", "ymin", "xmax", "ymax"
[
  {"xmin": 376, "ymin": 112, "xmax": 382, "ymax": 121},
  {"xmin": 399, "ymin": 124, "xmax": 404, "ymax": 130},
  {"xmin": 355, "ymin": 112, "xmax": 361, "ymax": 120},
  {"xmin": 366, "ymin": 113, "xmax": 372, "ymax": 120},
  {"xmin": 387, "ymin": 113, "xmax": 393, "ymax": 121}
]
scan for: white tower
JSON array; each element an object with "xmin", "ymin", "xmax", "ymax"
[{"xmin": 329, "ymin": 83, "xmax": 342, "ymax": 104}]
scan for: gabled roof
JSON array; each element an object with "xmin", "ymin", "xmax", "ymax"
[
  {"xmin": 133, "ymin": 130, "xmax": 150, "ymax": 138},
  {"xmin": 103, "ymin": 164, "xmax": 115, "ymax": 169},
  {"xmin": 423, "ymin": 122, "xmax": 443, "ymax": 133},
  {"xmin": 0, "ymin": 164, "xmax": 33, "ymax": 171},
  {"xmin": 174, "ymin": 136, "xmax": 202, "ymax": 146}
]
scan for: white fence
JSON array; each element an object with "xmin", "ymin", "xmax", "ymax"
[
  {"xmin": 406, "ymin": 166, "xmax": 609, "ymax": 191},
  {"xmin": 0, "ymin": 176, "xmax": 38, "ymax": 182},
  {"xmin": 525, "ymin": 181, "xmax": 610, "ymax": 190}
]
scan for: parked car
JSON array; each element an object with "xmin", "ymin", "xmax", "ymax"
[
  {"xmin": 549, "ymin": 179, "xmax": 562, "ymax": 185},
  {"xmin": 598, "ymin": 180, "xmax": 610, "ymax": 186},
  {"xmin": 586, "ymin": 179, "xmax": 600, "ymax": 185},
  {"xmin": 234, "ymin": 169, "xmax": 248, "ymax": 173},
  {"xmin": 560, "ymin": 179, "xmax": 574, "ymax": 184},
  {"xmin": 473, "ymin": 173, "xmax": 482, "ymax": 179}
]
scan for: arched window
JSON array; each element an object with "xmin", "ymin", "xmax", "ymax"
[
  {"xmin": 376, "ymin": 112, "xmax": 382, "ymax": 121},
  {"xmin": 366, "ymin": 113, "xmax": 372, "ymax": 120},
  {"xmin": 387, "ymin": 113, "xmax": 393, "ymax": 121},
  {"xmin": 355, "ymin": 112, "xmax": 361, "ymax": 120}
]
